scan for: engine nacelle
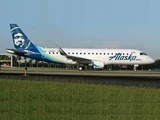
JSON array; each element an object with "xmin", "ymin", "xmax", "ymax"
[{"xmin": 92, "ymin": 60, "xmax": 105, "ymax": 69}]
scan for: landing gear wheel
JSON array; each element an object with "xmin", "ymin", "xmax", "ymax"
[
  {"xmin": 79, "ymin": 66, "xmax": 85, "ymax": 71},
  {"xmin": 79, "ymin": 67, "xmax": 82, "ymax": 70}
]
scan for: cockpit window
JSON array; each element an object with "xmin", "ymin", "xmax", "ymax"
[{"xmin": 140, "ymin": 52, "xmax": 147, "ymax": 55}]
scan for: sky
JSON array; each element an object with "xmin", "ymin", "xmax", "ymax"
[{"xmin": 0, "ymin": 0, "xmax": 160, "ymax": 60}]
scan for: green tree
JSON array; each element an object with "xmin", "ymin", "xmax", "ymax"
[
  {"xmin": 12, "ymin": 56, "xmax": 17, "ymax": 67},
  {"xmin": 16, "ymin": 56, "xmax": 21, "ymax": 67},
  {"xmin": 0, "ymin": 55, "xmax": 10, "ymax": 60},
  {"xmin": 154, "ymin": 59, "xmax": 160, "ymax": 68},
  {"xmin": 29, "ymin": 58, "xmax": 34, "ymax": 67},
  {"xmin": 24, "ymin": 57, "xmax": 27, "ymax": 68},
  {"xmin": 35, "ymin": 60, "xmax": 39, "ymax": 67}
]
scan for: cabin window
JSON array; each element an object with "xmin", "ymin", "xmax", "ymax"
[
  {"xmin": 56, "ymin": 52, "xmax": 58, "ymax": 54},
  {"xmin": 80, "ymin": 53, "xmax": 82, "ymax": 55},
  {"xmin": 76, "ymin": 53, "xmax": 78, "ymax": 54},
  {"xmin": 68, "ymin": 52, "xmax": 70, "ymax": 54},
  {"xmin": 84, "ymin": 53, "xmax": 86, "ymax": 55},
  {"xmin": 88, "ymin": 53, "xmax": 90, "ymax": 55},
  {"xmin": 111, "ymin": 53, "xmax": 113, "ymax": 55},
  {"xmin": 108, "ymin": 53, "xmax": 109, "ymax": 55},
  {"xmin": 96, "ymin": 53, "xmax": 98, "ymax": 55},
  {"xmin": 104, "ymin": 53, "xmax": 105, "ymax": 55},
  {"xmin": 92, "ymin": 53, "xmax": 94, "ymax": 55},
  {"xmin": 100, "ymin": 53, "xmax": 102, "ymax": 55},
  {"xmin": 72, "ymin": 52, "xmax": 74, "ymax": 54}
]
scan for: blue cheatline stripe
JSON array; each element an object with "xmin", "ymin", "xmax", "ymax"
[{"xmin": 11, "ymin": 27, "xmax": 19, "ymax": 32}]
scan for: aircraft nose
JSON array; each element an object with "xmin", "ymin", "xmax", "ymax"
[{"xmin": 149, "ymin": 58, "xmax": 155, "ymax": 64}]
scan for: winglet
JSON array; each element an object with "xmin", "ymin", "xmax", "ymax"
[{"xmin": 58, "ymin": 47, "xmax": 67, "ymax": 56}]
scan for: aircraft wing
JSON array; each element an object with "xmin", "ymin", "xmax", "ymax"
[
  {"xmin": 7, "ymin": 48, "xmax": 27, "ymax": 55},
  {"xmin": 58, "ymin": 47, "xmax": 92, "ymax": 63}
]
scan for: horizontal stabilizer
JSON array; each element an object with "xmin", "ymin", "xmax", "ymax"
[{"xmin": 7, "ymin": 48, "xmax": 27, "ymax": 55}]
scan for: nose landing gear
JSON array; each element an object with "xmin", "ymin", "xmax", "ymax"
[{"xmin": 133, "ymin": 65, "xmax": 139, "ymax": 71}]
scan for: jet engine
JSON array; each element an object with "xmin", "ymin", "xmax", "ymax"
[{"xmin": 92, "ymin": 60, "xmax": 105, "ymax": 69}]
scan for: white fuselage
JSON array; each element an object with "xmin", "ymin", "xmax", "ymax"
[{"xmin": 42, "ymin": 48, "xmax": 154, "ymax": 65}]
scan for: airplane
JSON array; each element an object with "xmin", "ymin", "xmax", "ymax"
[{"xmin": 7, "ymin": 24, "xmax": 155, "ymax": 71}]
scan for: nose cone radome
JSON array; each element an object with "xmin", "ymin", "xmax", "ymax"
[{"xmin": 150, "ymin": 58, "xmax": 155, "ymax": 64}]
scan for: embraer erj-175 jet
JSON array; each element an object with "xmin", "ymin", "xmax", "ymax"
[{"xmin": 7, "ymin": 24, "xmax": 154, "ymax": 71}]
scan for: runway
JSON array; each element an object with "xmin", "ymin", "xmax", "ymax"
[
  {"xmin": 1, "ymin": 67, "xmax": 160, "ymax": 75},
  {"xmin": 0, "ymin": 67, "xmax": 160, "ymax": 88}
]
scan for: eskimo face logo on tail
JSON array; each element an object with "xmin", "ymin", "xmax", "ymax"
[
  {"xmin": 109, "ymin": 53, "xmax": 137, "ymax": 61},
  {"xmin": 14, "ymin": 33, "xmax": 25, "ymax": 47}
]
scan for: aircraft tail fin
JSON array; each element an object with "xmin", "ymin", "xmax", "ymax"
[{"xmin": 10, "ymin": 24, "xmax": 38, "ymax": 51}]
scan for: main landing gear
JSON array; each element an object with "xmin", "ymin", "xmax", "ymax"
[{"xmin": 79, "ymin": 66, "xmax": 85, "ymax": 70}]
